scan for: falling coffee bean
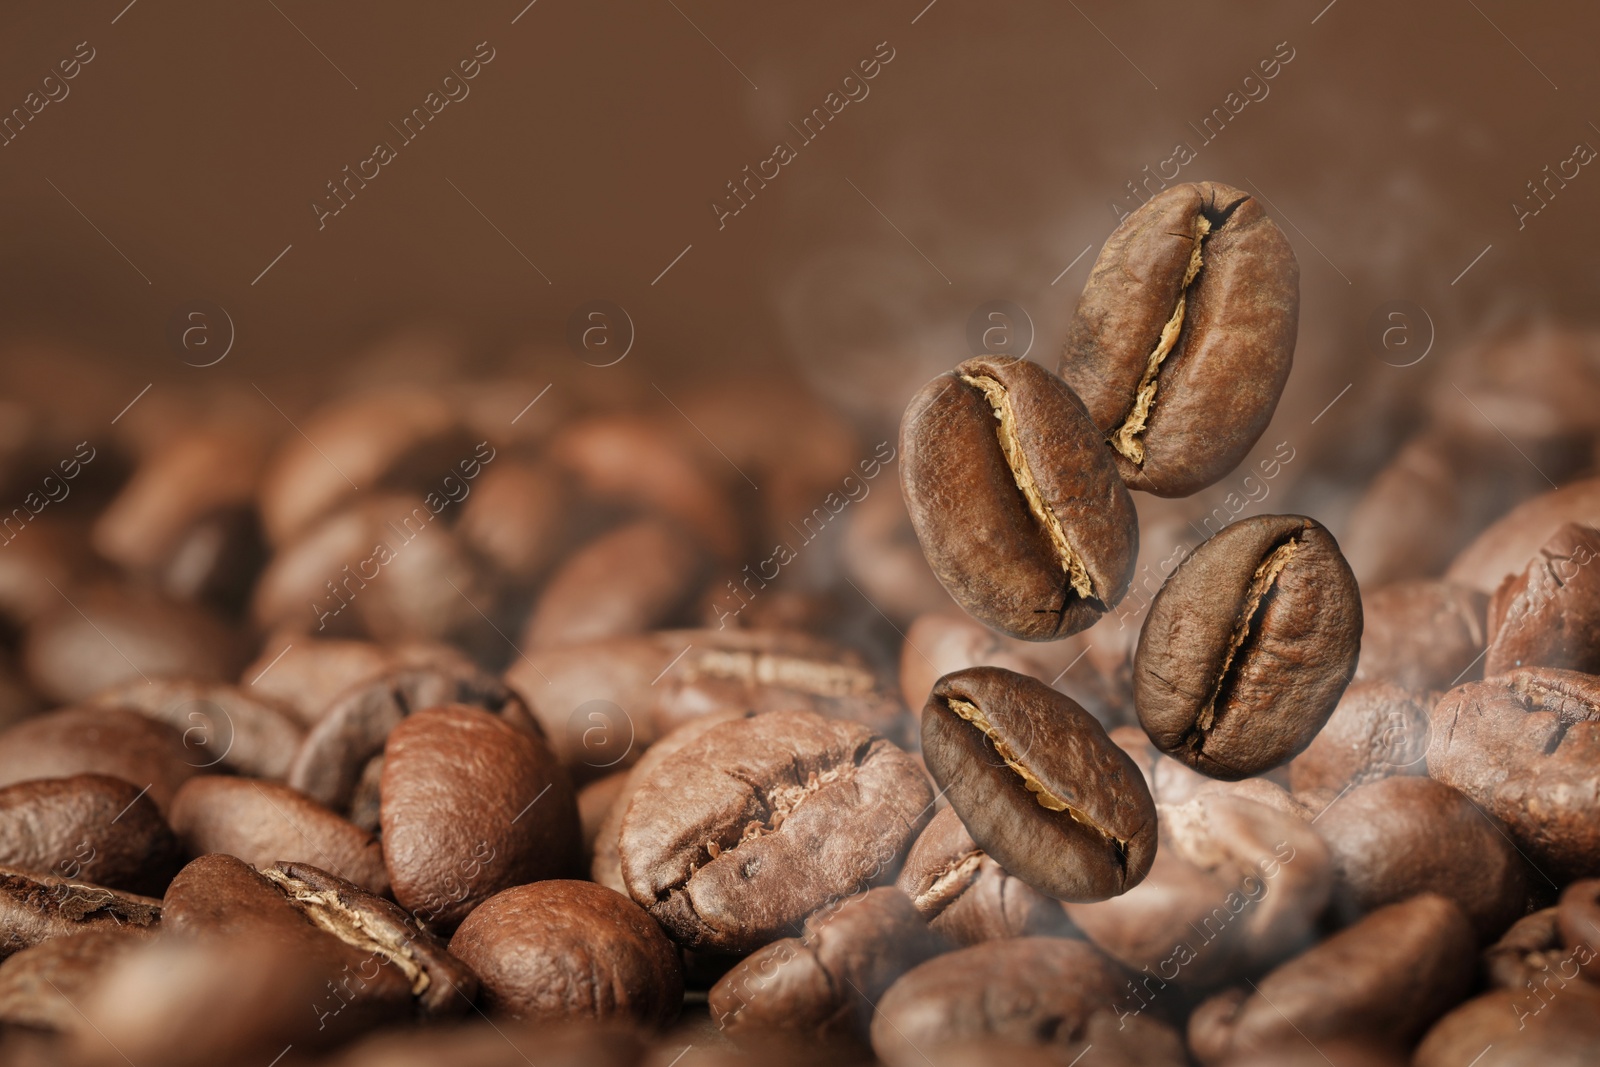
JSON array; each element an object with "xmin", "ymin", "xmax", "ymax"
[
  {"xmin": 921, "ymin": 666, "xmax": 1156, "ymax": 902},
  {"xmin": 1135, "ymin": 514, "xmax": 1362, "ymax": 780},
  {"xmin": 899, "ymin": 355, "xmax": 1139, "ymax": 641}
]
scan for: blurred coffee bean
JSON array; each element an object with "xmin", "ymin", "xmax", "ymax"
[
  {"xmin": 1316, "ymin": 776, "xmax": 1531, "ymax": 941},
  {"xmin": 86, "ymin": 677, "xmax": 304, "ymax": 780},
  {"xmin": 92, "ymin": 427, "xmax": 268, "ymax": 612},
  {"xmin": 162, "ymin": 855, "xmax": 474, "ymax": 1020},
  {"xmin": 510, "ymin": 629, "xmax": 914, "ymax": 771},
  {"xmin": 168, "ymin": 776, "xmax": 388, "ymax": 895},
  {"xmin": 1060, "ymin": 181, "xmax": 1299, "ymax": 497},
  {"xmin": 1355, "ymin": 579, "xmax": 1488, "ymax": 691},
  {"xmin": 0, "ymin": 926, "xmax": 154, "ymax": 1033},
  {"xmin": 381, "ymin": 705, "xmax": 579, "ymax": 930},
  {"xmin": 256, "ymin": 385, "xmax": 477, "ymax": 546},
  {"xmin": 0, "ymin": 652, "xmax": 40, "ymax": 732},
  {"xmin": 1427, "ymin": 667, "xmax": 1600, "ymax": 881},
  {"xmin": 449, "ymin": 880, "xmax": 681, "ymax": 1027},
  {"xmin": 21, "ymin": 586, "xmax": 243, "ymax": 704},
  {"xmin": 898, "ymin": 612, "xmax": 1095, "ymax": 720},
  {"xmin": 839, "ymin": 479, "xmax": 955, "ymax": 624},
  {"xmin": 922, "ymin": 667, "xmax": 1156, "ymax": 901},
  {"xmin": 1483, "ymin": 906, "xmax": 1567, "ymax": 990},
  {"xmin": 1187, "ymin": 894, "xmax": 1475, "ymax": 1064},
  {"xmin": 1288, "ymin": 682, "xmax": 1434, "ymax": 796},
  {"xmin": 0, "ymin": 775, "xmax": 179, "ymax": 897},
  {"xmin": 326, "ymin": 1020, "xmax": 647, "ymax": 1067},
  {"xmin": 590, "ymin": 710, "xmax": 753, "ymax": 895},
  {"xmin": 870, "ymin": 938, "xmax": 1124, "ymax": 1067},
  {"xmin": 1065, "ymin": 793, "xmax": 1331, "ymax": 989},
  {"xmin": 287, "ymin": 660, "xmax": 532, "ymax": 814},
  {"xmin": 709, "ymin": 887, "xmax": 947, "ymax": 1041},
  {"xmin": 577, "ymin": 771, "xmax": 627, "ymax": 870},
  {"xmin": 456, "ymin": 458, "xmax": 574, "ymax": 582},
  {"xmin": 900, "ymin": 355, "xmax": 1139, "ymax": 641},
  {"xmin": 0, "ymin": 518, "xmax": 105, "ymax": 634},
  {"xmin": 0, "ymin": 867, "xmax": 159, "ymax": 960},
  {"xmin": 0, "ymin": 707, "xmax": 196, "ymax": 812},
  {"xmin": 522, "ymin": 517, "xmax": 710, "ymax": 649},
  {"xmin": 618, "ymin": 710, "xmax": 931, "ymax": 953},
  {"xmin": 1485, "ymin": 522, "xmax": 1600, "ymax": 674},
  {"xmin": 1135, "ymin": 514, "xmax": 1361, "ymax": 779},
  {"xmin": 253, "ymin": 492, "xmax": 496, "ymax": 648},
  {"xmin": 550, "ymin": 414, "xmax": 743, "ymax": 561},
  {"xmin": 895, "ymin": 806, "xmax": 1078, "ymax": 945},
  {"xmin": 1556, "ymin": 877, "xmax": 1600, "ymax": 983},
  {"xmin": 1413, "ymin": 985, "xmax": 1600, "ymax": 1066},
  {"xmin": 1448, "ymin": 475, "xmax": 1600, "ymax": 593},
  {"xmin": 242, "ymin": 637, "xmax": 476, "ymax": 727}
]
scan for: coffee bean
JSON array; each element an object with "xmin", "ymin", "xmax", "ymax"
[
  {"xmin": 328, "ymin": 1019, "xmax": 647, "ymax": 1067},
  {"xmin": 248, "ymin": 638, "xmax": 482, "ymax": 727},
  {"xmin": 522, "ymin": 517, "xmax": 709, "ymax": 649},
  {"xmin": 1447, "ymin": 474, "xmax": 1600, "ymax": 593},
  {"xmin": 381, "ymin": 705, "xmax": 579, "ymax": 930},
  {"xmin": 839, "ymin": 476, "xmax": 957, "ymax": 624},
  {"xmin": 1427, "ymin": 667, "xmax": 1600, "ymax": 881},
  {"xmin": 287, "ymin": 660, "xmax": 533, "ymax": 814},
  {"xmin": 448, "ymin": 880, "xmax": 681, "ymax": 1026},
  {"xmin": 1113, "ymin": 722, "xmax": 1313, "ymax": 817},
  {"xmin": 1059, "ymin": 181, "xmax": 1298, "ymax": 497},
  {"xmin": 168, "ymin": 776, "xmax": 389, "ymax": 895},
  {"xmin": 708, "ymin": 887, "xmax": 946, "ymax": 1042},
  {"xmin": 1187, "ymin": 894, "xmax": 1475, "ymax": 1064},
  {"xmin": 0, "ymin": 707, "xmax": 196, "ymax": 813},
  {"xmin": 21, "ymin": 586, "xmax": 243, "ymax": 704},
  {"xmin": 0, "ymin": 926, "xmax": 154, "ymax": 1033},
  {"xmin": 1135, "ymin": 514, "xmax": 1361, "ymax": 780},
  {"xmin": 899, "ymin": 355, "xmax": 1139, "ymax": 641},
  {"xmin": 898, "ymin": 611, "xmax": 1096, "ymax": 720},
  {"xmin": 1482, "ymin": 906, "xmax": 1565, "ymax": 991},
  {"xmin": 1413, "ymin": 984, "xmax": 1600, "ymax": 1066},
  {"xmin": 0, "ymin": 867, "xmax": 159, "ymax": 961},
  {"xmin": 1064, "ymin": 793, "xmax": 1331, "ymax": 989},
  {"xmin": 1288, "ymin": 682, "xmax": 1434, "ymax": 796},
  {"xmin": 456, "ymin": 457, "xmax": 575, "ymax": 583},
  {"xmin": 1485, "ymin": 522, "xmax": 1600, "ymax": 675},
  {"xmin": 869, "ymin": 937, "xmax": 1126, "ymax": 1067},
  {"xmin": 1556, "ymin": 877, "xmax": 1600, "ymax": 983},
  {"xmin": 921, "ymin": 667, "xmax": 1155, "ymax": 901},
  {"xmin": 895, "ymin": 806, "xmax": 1077, "ymax": 946},
  {"xmin": 86, "ymin": 677, "xmax": 304, "ymax": 780},
  {"xmin": 617, "ymin": 709, "xmax": 931, "ymax": 953},
  {"xmin": 1355, "ymin": 580, "xmax": 1488, "ymax": 691},
  {"xmin": 1316, "ymin": 776, "xmax": 1531, "ymax": 941},
  {"xmin": 0, "ymin": 775, "xmax": 180, "ymax": 896}
]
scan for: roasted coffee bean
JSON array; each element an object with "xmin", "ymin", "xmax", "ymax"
[
  {"xmin": 591, "ymin": 710, "xmax": 754, "ymax": 895},
  {"xmin": 511, "ymin": 629, "xmax": 914, "ymax": 771},
  {"xmin": 1414, "ymin": 984, "xmax": 1600, "ymax": 1066},
  {"xmin": 870, "ymin": 937, "xmax": 1124, "ymax": 1067},
  {"xmin": 522, "ymin": 517, "xmax": 709, "ymax": 649},
  {"xmin": 0, "ymin": 707, "xmax": 196, "ymax": 813},
  {"xmin": 449, "ymin": 880, "xmax": 681, "ymax": 1027},
  {"xmin": 898, "ymin": 612, "xmax": 1096, "ymax": 719},
  {"xmin": 1112, "ymin": 723, "xmax": 1312, "ymax": 817},
  {"xmin": 1427, "ymin": 667, "xmax": 1600, "ymax": 880},
  {"xmin": 1483, "ymin": 907, "xmax": 1567, "ymax": 990},
  {"xmin": 327, "ymin": 1020, "xmax": 647, "ymax": 1067},
  {"xmin": 1135, "ymin": 514, "xmax": 1361, "ymax": 779},
  {"xmin": 1059, "ymin": 181, "xmax": 1298, "ymax": 497},
  {"xmin": 840, "ymin": 478, "xmax": 959, "ymax": 624},
  {"xmin": 247, "ymin": 638, "xmax": 480, "ymax": 727},
  {"xmin": 0, "ymin": 775, "xmax": 180, "ymax": 896},
  {"xmin": 1485, "ymin": 522, "xmax": 1600, "ymax": 675},
  {"xmin": 577, "ymin": 771, "xmax": 628, "ymax": 869},
  {"xmin": 162, "ymin": 855, "xmax": 475, "ymax": 1019},
  {"xmin": 0, "ymin": 926, "xmax": 154, "ymax": 1033},
  {"xmin": 168, "ymin": 776, "xmax": 389, "ymax": 895},
  {"xmin": 21, "ymin": 586, "xmax": 243, "ymax": 704},
  {"xmin": 1557, "ymin": 877, "xmax": 1600, "ymax": 982},
  {"xmin": 288, "ymin": 660, "xmax": 534, "ymax": 813},
  {"xmin": 618, "ymin": 710, "xmax": 931, "ymax": 953},
  {"xmin": 709, "ymin": 888, "xmax": 948, "ymax": 1041},
  {"xmin": 921, "ymin": 667, "xmax": 1155, "ymax": 901},
  {"xmin": 87, "ymin": 677, "xmax": 304, "ymax": 780},
  {"xmin": 899, "ymin": 355, "xmax": 1138, "ymax": 641},
  {"xmin": 1355, "ymin": 579, "xmax": 1488, "ymax": 691},
  {"xmin": 1447, "ymin": 475, "xmax": 1600, "ymax": 593},
  {"xmin": 1065, "ymin": 793, "xmax": 1330, "ymax": 989},
  {"xmin": 1288, "ymin": 682, "xmax": 1433, "ymax": 796},
  {"xmin": 456, "ymin": 457, "xmax": 575, "ymax": 583},
  {"xmin": 381, "ymin": 705, "xmax": 579, "ymax": 930},
  {"xmin": 1187, "ymin": 894, "xmax": 1475, "ymax": 1064},
  {"xmin": 1316, "ymin": 776, "xmax": 1530, "ymax": 941},
  {"xmin": 0, "ymin": 868, "xmax": 159, "ymax": 960},
  {"xmin": 896, "ymin": 806, "xmax": 1078, "ymax": 945}
]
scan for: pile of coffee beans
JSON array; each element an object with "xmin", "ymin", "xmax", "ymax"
[{"xmin": 2, "ymin": 180, "xmax": 1599, "ymax": 1065}]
